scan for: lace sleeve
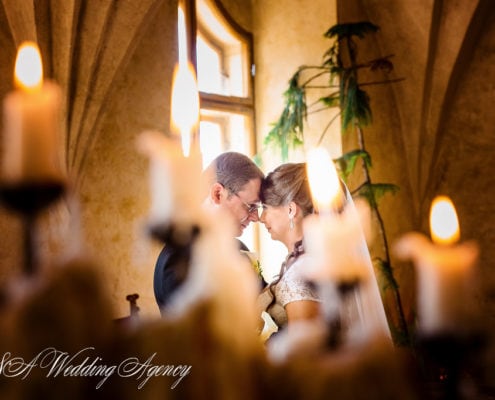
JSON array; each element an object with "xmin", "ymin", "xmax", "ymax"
[{"xmin": 276, "ymin": 257, "xmax": 320, "ymax": 307}]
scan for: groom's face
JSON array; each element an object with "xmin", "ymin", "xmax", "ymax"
[{"xmin": 222, "ymin": 178, "xmax": 261, "ymax": 237}]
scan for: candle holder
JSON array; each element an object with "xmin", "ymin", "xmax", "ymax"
[
  {"xmin": 320, "ymin": 279, "xmax": 361, "ymax": 349},
  {"xmin": 126, "ymin": 293, "xmax": 140, "ymax": 318},
  {"xmin": 0, "ymin": 180, "xmax": 65, "ymax": 275},
  {"xmin": 148, "ymin": 221, "xmax": 201, "ymax": 246},
  {"xmin": 415, "ymin": 330, "xmax": 485, "ymax": 400},
  {"xmin": 149, "ymin": 223, "xmax": 201, "ymax": 292}
]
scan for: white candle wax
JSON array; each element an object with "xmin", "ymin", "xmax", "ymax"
[
  {"xmin": 395, "ymin": 232, "xmax": 478, "ymax": 334},
  {"xmin": 306, "ymin": 147, "xmax": 343, "ymax": 213},
  {"xmin": 138, "ymin": 131, "xmax": 203, "ymax": 228},
  {"xmin": 2, "ymin": 42, "xmax": 63, "ymax": 183},
  {"xmin": 303, "ymin": 210, "xmax": 370, "ymax": 284},
  {"xmin": 167, "ymin": 208, "xmax": 261, "ymax": 356},
  {"xmin": 196, "ymin": 211, "xmax": 260, "ymax": 340},
  {"xmin": 305, "ymin": 147, "xmax": 364, "ymax": 281},
  {"xmin": 2, "ymin": 76, "xmax": 62, "ymax": 183},
  {"xmin": 303, "ymin": 201, "xmax": 392, "ymax": 340}
]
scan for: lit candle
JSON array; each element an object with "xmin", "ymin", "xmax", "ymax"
[
  {"xmin": 170, "ymin": 61, "xmax": 200, "ymax": 157},
  {"xmin": 1, "ymin": 41, "xmax": 63, "ymax": 183},
  {"xmin": 180, "ymin": 210, "xmax": 261, "ymax": 357},
  {"xmin": 138, "ymin": 54, "xmax": 202, "ymax": 229},
  {"xmin": 173, "ymin": 6, "xmax": 199, "ymax": 157},
  {"xmin": 306, "ymin": 147, "xmax": 343, "ymax": 214},
  {"xmin": 395, "ymin": 196, "xmax": 478, "ymax": 335},
  {"xmin": 303, "ymin": 148, "xmax": 391, "ymax": 339},
  {"xmin": 138, "ymin": 128, "xmax": 202, "ymax": 230},
  {"xmin": 303, "ymin": 147, "xmax": 368, "ymax": 283}
]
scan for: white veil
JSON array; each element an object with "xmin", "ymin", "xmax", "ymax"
[
  {"xmin": 342, "ymin": 184, "xmax": 391, "ymax": 341},
  {"xmin": 303, "ymin": 183, "xmax": 391, "ymax": 345}
]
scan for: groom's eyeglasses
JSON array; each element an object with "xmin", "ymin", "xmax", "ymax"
[
  {"xmin": 236, "ymin": 195, "xmax": 263, "ymax": 215},
  {"xmin": 224, "ymin": 186, "xmax": 262, "ymax": 215}
]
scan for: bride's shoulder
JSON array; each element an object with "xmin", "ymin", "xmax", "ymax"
[{"xmin": 285, "ymin": 254, "xmax": 311, "ymax": 277}]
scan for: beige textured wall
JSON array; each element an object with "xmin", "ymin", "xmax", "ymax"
[
  {"xmin": 338, "ymin": 0, "xmax": 495, "ymax": 376},
  {"xmin": 80, "ymin": 1, "xmax": 178, "ymax": 318},
  {"xmin": 253, "ymin": 0, "xmax": 340, "ymax": 164},
  {"xmin": 0, "ymin": 0, "xmax": 178, "ymax": 319},
  {"xmin": 219, "ymin": 0, "xmax": 253, "ymax": 32},
  {"xmin": 0, "ymin": 4, "xmax": 25, "ymax": 285},
  {"xmin": 252, "ymin": 0, "xmax": 339, "ymax": 279}
]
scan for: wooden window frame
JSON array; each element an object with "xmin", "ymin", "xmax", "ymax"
[{"xmin": 181, "ymin": 0, "xmax": 256, "ymax": 153}]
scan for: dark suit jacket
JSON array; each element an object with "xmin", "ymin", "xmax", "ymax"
[{"xmin": 153, "ymin": 238, "xmax": 266, "ymax": 315}]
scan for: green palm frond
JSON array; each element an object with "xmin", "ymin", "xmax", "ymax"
[
  {"xmin": 324, "ymin": 21, "xmax": 379, "ymax": 40},
  {"xmin": 264, "ymin": 70, "xmax": 307, "ymax": 160},
  {"xmin": 354, "ymin": 182, "xmax": 400, "ymax": 208},
  {"xmin": 319, "ymin": 92, "xmax": 340, "ymax": 108},
  {"xmin": 334, "ymin": 149, "xmax": 371, "ymax": 181},
  {"xmin": 341, "ymin": 76, "xmax": 372, "ymax": 131},
  {"xmin": 374, "ymin": 257, "xmax": 399, "ymax": 291}
]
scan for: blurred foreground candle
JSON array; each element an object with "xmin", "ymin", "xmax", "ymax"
[
  {"xmin": 170, "ymin": 62, "xmax": 200, "ymax": 158},
  {"xmin": 174, "ymin": 6, "xmax": 199, "ymax": 157},
  {"xmin": 303, "ymin": 147, "xmax": 367, "ymax": 283},
  {"xmin": 395, "ymin": 196, "xmax": 478, "ymax": 335},
  {"xmin": 138, "ymin": 130, "xmax": 202, "ymax": 231},
  {"xmin": 303, "ymin": 148, "xmax": 391, "ymax": 341},
  {"xmin": 306, "ymin": 147, "xmax": 343, "ymax": 214},
  {"xmin": 1, "ymin": 42, "xmax": 63, "ymax": 184},
  {"xmin": 138, "ymin": 59, "xmax": 202, "ymax": 232}
]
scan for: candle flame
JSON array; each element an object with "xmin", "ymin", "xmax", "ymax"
[
  {"xmin": 170, "ymin": 5, "xmax": 199, "ymax": 157},
  {"xmin": 306, "ymin": 147, "xmax": 340, "ymax": 213},
  {"xmin": 429, "ymin": 195, "xmax": 460, "ymax": 245},
  {"xmin": 170, "ymin": 62, "xmax": 199, "ymax": 157},
  {"xmin": 14, "ymin": 41, "xmax": 43, "ymax": 91}
]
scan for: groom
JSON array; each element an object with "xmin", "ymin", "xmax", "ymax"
[{"xmin": 153, "ymin": 151, "xmax": 267, "ymax": 315}]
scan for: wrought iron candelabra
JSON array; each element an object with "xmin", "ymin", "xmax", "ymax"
[
  {"xmin": 415, "ymin": 329, "xmax": 485, "ymax": 400},
  {"xmin": 318, "ymin": 278, "xmax": 362, "ymax": 350},
  {"xmin": 149, "ymin": 221, "xmax": 201, "ymax": 247},
  {"xmin": 0, "ymin": 179, "xmax": 65, "ymax": 275}
]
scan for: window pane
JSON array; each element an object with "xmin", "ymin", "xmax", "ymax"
[
  {"xmin": 197, "ymin": 34, "xmax": 223, "ymax": 94},
  {"xmin": 196, "ymin": 0, "xmax": 248, "ymax": 97},
  {"xmin": 200, "ymin": 109, "xmax": 252, "ymax": 156},
  {"xmin": 199, "ymin": 120, "xmax": 223, "ymax": 167}
]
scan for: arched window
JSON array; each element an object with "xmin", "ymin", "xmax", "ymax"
[{"xmin": 179, "ymin": 0, "xmax": 257, "ymax": 249}]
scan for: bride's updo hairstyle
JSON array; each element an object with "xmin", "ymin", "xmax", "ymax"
[{"xmin": 261, "ymin": 163, "xmax": 314, "ymax": 216}]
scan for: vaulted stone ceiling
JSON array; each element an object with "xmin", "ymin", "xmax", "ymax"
[{"xmin": 0, "ymin": 0, "xmax": 166, "ymax": 188}]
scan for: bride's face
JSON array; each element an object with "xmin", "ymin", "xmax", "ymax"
[{"xmin": 259, "ymin": 204, "xmax": 290, "ymax": 244}]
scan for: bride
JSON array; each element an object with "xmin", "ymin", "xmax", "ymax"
[{"xmin": 257, "ymin": 162, "xmax": 390, "ymax": 345}]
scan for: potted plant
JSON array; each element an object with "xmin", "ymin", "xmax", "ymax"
[{"xmin": 264, "ymin": 21, "xmax": 409, "ymax": 346}]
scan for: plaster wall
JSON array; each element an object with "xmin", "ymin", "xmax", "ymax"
[
  {"xmin": 79, "ymin": 0, "xmax": 177, "ymax": 318},
  {"xmin": 0, "ymin": 0, "xmax": 178, "ymax": 319},
  {"xmin": 252, "ymin": 0, "xmax": 339, "ymax": 279},
  {"xmin": 0, "ymin": 4, "xmax": 25, "ymax": 288}
]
